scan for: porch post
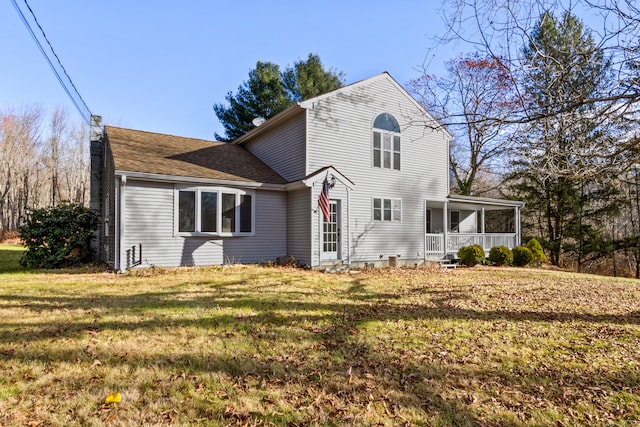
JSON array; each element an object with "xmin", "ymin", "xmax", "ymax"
[
  {"xmin": 515, "ymin": 206, "xmax": 521, "ymax": 246},
  {"xmin": 443, "ymin": 202, "xmax": 448, "ymax": 256},
  {"xmin": 481, "ymin": 207, "xmax": 486, "ymax": 250}
]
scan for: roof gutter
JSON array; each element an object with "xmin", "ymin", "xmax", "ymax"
[{"xmin": 114, "ymin": 170, "xmax": 286, "ymax": 191}]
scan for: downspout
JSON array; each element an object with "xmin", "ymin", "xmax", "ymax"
[
  {"xmin": 119, "ymin": 175, "xmax": 127, "ymax": 273},
  {"xmin": 114, "ymin": 176, "xmax": 120, "ymax": 271},
  {"xmin": 314, "ymin": 181, "xmax": 320, "ymax": 267},
  {"xmin": 346, "ymin": 186, "xmax": 351, "ymax": 266}
]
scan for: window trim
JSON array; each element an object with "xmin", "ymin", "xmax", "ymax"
[
  {"xmin": 425, "ymin": 208, "xmax": 432, "ymax": 234},
  {"xmin": 175, "ymin": 186, "xmax": 255, "ymax": 237},
  {"xmin": 372, "ymin": 197, "xmax": 402, "ymax": 222}
]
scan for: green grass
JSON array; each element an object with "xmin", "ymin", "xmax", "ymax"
[
  {"xmin": 0, "ymin": 251, "xmax": 639, "ymax": 425},
  {"xmin": 0, "ymin": 244, "xmax": 25, "ymax": 273}
]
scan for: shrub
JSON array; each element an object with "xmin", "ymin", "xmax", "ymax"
[
  {"xmin": 19, "ymin": 204, "xmax": 98, "ymax": 268},
  {"xmin": 526, "ymin": 238, "xmax": 546, "ymax": 264},
  {"xmin": 488, "ymin": 245, "xmax": 513, "ymax": 266},
  {"xmin": 457, "ymin": 244, "xmax": 485, "ymax": 267},
  {"xmin": 512, "ymin": 246, "xmax": 535, "ymax": 267}
]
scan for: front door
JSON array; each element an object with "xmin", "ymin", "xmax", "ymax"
[{"xmin": 321, "ymin": 200, "xmax": 341, "ymax": 260}]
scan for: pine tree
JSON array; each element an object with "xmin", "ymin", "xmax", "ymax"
[
  {"xmin": 510, "ymin": 11, "xmax": 616, "ymax": 266},
  {"xmin": 214, "ymin": 55, "xmax": 344, "ymax": 141}
]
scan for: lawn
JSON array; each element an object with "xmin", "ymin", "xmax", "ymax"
[{"xmin": 0, "ymin": 248, "xmax": 639, "ymax": 426}]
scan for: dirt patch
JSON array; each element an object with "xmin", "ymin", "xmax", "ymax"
[{"xmin": 0, "ymin": 230, "xmax": 21, "ymax": 245}]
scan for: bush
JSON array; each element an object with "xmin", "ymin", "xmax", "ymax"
[
  {"xmin": 526, "ymin": 238, "xmax": 546, "ymax": 264},
  {"xmin": 488, "ymin": 245, "xmax": 513, "ymax": 266},
  {"xmin": 457, "ymin": 244, "xmax": 485, "ymax": 267},
  {"xmin": 19, "ymin": 204, "xmax": 98, "ymax": 268},
  {"xmin": 512, "ymin": 246, "xmax": 535, "ymax": 267}
]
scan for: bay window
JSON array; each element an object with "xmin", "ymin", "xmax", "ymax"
[{"xmin": 177, "ymin": 187, "xmax": 254, "ymax": 235}]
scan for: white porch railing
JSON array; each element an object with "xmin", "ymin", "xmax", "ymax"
[
  {"xmin": 425, "ymin": 233, "xmax": 518, "ymax": 255},
  {"xmin": 425, "ymin": 234, "xmax": 445, "ymax": 254}
]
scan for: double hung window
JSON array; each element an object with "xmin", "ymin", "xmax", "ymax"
[
  {"xmin": 373, "ymin": 198, "xmax": 402, "ymax": 222},
  {"xmin": 373, "ymin": 113, "xmax": 401, "ymax": 170}
]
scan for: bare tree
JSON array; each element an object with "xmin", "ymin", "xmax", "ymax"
[
  {"xmin": 0, "ymin": 105, "xmax": 90, "ymax": 238},
  {"xmin": 409, "ymin": 53, "xmax": 518, "ymax": 195},
  {"xmin": 436, "ymin": 0, "xmax": 640, "ymax": 169},
  {"xmin": 48, "ymin": 107, "xmax": 68, "ymax": 206},
  {"xmin": 0, "ymin": 105, "xmax": 43, "ymax": 233}
]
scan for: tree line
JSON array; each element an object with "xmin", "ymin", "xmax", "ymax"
[
  {"xmin": 409, "ymin": 1, "xmax": 640, "ymax": 277},
  {"xmin": 0, "ymin": 105, "xmax": 89, "ymax": 239}
]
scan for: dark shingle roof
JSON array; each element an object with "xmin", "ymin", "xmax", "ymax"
[{"xmin": 105, "ymin": 126, "xmax": 287, "ymax": 185}]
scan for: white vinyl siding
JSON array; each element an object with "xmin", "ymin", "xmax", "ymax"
[
  {"xmin": 121, "ymin": 180, "xmax": 224, "ymax": 268},
  {"xmin": 287, "ymin": 189, "xmax": 312, "ymax": 266},
  {"xmin": 304, "ymin": 74, "xmax": 450, "ymax": 262},
  {"xmin": 120, "ymin": 180, "xmax": 286, "ymax": 268},
  {"xmin": 244, "ymin": 112, "xmax": 306, "ymax": 182},
  {"xmin": 223, "ymin": 190, "xmax": 287, "ymax": 263}
]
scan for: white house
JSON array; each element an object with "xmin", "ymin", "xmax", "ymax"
[{"xmin": 90, "ymin": 72, "xmax": 524, "ymax": 271}]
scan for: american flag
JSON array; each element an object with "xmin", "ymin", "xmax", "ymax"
[{"xmin": 318, "ymin": 177, "xmax": 330, "ymax": 222}]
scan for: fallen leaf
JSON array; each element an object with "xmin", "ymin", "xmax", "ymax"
[{"xmin": 104, "ymin": 392, "xmax": 121, "ymax": 404}]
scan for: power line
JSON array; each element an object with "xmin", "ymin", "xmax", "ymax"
[{"xmin": 11, "ymin": 0, "xmax": 93, "ymax": 124}]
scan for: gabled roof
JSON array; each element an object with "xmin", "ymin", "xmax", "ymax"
[
  {"xmin": 105, "ymin": 126, "xmax": 287, "ymax": 185},
  {"xmin": 233, "ymin": 72, "xmax": 452, "ymax": 145}
]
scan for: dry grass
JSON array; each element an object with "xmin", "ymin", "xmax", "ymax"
[{"xmin": 0, "ymin": 247, "xmax": 639, "ymax": 426}]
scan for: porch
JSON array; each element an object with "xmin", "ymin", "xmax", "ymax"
[
  {"xmin": 425, "ymin": 233, "xmax": 519, "ymax": 256},
  {"xmin": 425, "ymin": 194, "xmax": 525, "ymax": 259}
]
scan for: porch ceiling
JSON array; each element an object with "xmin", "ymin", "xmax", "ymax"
[{"xmin": 425, "ymin": 194, "xmax": 525, "ymax": 211}]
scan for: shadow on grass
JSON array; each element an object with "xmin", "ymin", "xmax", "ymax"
[{"xmin": 1, "ymin": 272, "xmax": 639, "ymax": 425}]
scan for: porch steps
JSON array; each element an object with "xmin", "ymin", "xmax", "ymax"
[{"xmin": 318, "ymin": 261, "xmax": 349, "ymax": 274}]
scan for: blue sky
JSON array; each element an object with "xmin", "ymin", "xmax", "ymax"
[{"xmin": 1, "ymin": 1, "xmax": 453, "ymax": 140}]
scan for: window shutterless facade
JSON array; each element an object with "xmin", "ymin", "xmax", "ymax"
[
  {"xmin": 373, "ymin": 198, "xmax": 402, "ymax": 222},
  {"xmin": 176, "ymin": 187, "xmax": 254, "ymax": 236},
  {"xmin": 373, "ymin": 113, "xmax": 400, "ymax": 170}
]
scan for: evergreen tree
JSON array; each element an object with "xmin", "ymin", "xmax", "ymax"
[
  {"xmin": 283, "ymin": 53, "xmax": 345, "ymax": 102},
  {"xmin": 214, "ymin": 55, "xmax": 344, "ymax": 141},
  {"xmin": 510, "ymin": 11, "xmax": 616, "ymax": 266}
]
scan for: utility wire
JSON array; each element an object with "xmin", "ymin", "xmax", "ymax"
[{"xmin": 11, "ymin": 0, "xmax": 93, "ymax": 124}]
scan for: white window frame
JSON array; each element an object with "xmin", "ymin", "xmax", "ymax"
[
  {"xmin": 372, "ymin": 113, "xmax": 401, "ymax": 171},
  {"xmin": 450, "ymin": 210, "xmax": 460, "ymax": 233},
  {"xmin": 175, "ymin": 186, "xmax": 255, "ymax": 237},
  {"xmin": 372, "ymin": 197, "xmax": 402, "ymax": 222}
]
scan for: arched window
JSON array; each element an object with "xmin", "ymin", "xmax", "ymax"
[{"xmin": 373, "ymin": 113, "xmax": 400, "ymax": 170}]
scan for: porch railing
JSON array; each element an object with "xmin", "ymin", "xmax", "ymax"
[
  {"xmin": 425, "ymin": 233, "xmax": 518, "ymax": 256},
  {"xmin": 425, "ymin": 233, "xmax": 444, "ymax": 254}
]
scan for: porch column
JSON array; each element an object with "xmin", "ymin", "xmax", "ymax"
[
  {"xmin": 481, "ymin": 207, "xmax": 486, "ymax": 250},
  {"xmin": 515, "ymin": 206, "xmax": 521, "ymax": 246},
  {"xmin": 443, "ymin": 202, "xmax": 448, "ymax": 255}
]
